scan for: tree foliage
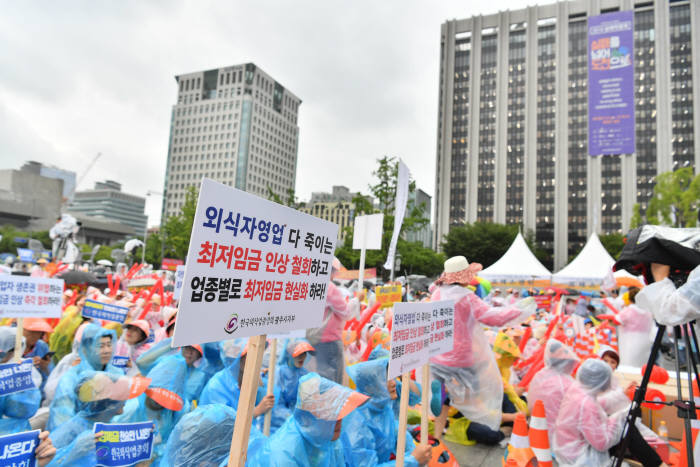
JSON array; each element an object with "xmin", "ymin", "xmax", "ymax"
[
  {"xmin": 162, "ymin": 186, "xmax": 198, "ymax": 260},
  {"xmin": 267, "ymin": 187, "xmax": 306, "ymax": 209},
  {"xmin": 599, "ymin": 232, "xmax": 625, "ymax": 260},
  {"xmin": 440, "ymin": 223, "xmax": 521, "ymax": 269},
  {"xmin": 645, "ymin": 167, "xmax": 700, "ymax": 227}
]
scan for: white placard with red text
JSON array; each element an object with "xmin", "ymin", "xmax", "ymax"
[
  {"xmin": 0, "ymin": 276, "xmax": 64, "ymax": 318},
  {"xmin": 172, "ymin": 178, "xmax": 338, "ymax": 346}
]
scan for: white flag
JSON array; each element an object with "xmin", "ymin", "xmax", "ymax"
[{"xmin": 384, "ymin": 160, "xmax": 409, "ymax": 273}]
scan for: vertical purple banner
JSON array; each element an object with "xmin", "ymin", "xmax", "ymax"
[{"xmin": 588, "ymin": 11, "xmax": 635, "ymax": 156}]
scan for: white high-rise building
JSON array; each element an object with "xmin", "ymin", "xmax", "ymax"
[{"xmin": 162, "ymin": 63, "xmax": 301, "ymax": 220}]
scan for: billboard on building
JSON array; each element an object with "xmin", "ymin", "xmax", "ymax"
[{"xmin": 588, "ymin": 10, "xmax": 635, "ymax": 156}]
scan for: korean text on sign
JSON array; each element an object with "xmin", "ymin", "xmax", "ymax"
[
  {"xmin": 429, "ymin": 301, "xmax": 455, "ymax": 357},
  {"xmin": 0, "ymin": 276, "xmax": 64, "ymax": 319},
  {"xmin": 173, "ymin": 178, "xmax": 338, "ymax": 347},
  {"xmin": 94, "ymin": 421, "xmax": 154, "ymax": 467},
  {"xmin": 388, "ymin": 302, "xmax": 432, "ymax": 379},
  {"xmin": 82, "ymin": 300, "xmax": 128, "ymax": 323},
  {"xmin": 375, "ymin": 285, "xmax": 402, "ymax": 309},
  {"xmin": 0, "ymin": 359, "xmax": 36, "ymax": 397},
  {"xmin": 0, "ymin": 429, "xmax": 40, "ymax": 467},
  {"xmin": 173, "ymin": 265, "xmax": 186, "ymax": 301}
]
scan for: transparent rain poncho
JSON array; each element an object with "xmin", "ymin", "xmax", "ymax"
[
  {"xmin": 249, "ymin": 373, "xmax": 368, "ymax": 467},
  {"xmin": 135, "ymin": 336, "xmax": 177, "ymax": 375},
  {"xmin": 47, "ymin": 324, "xmax": 122, "ymax": 432},
  {"xmin": 617, "ymin": 304, "xmax": 655, "ymax": 367},
  {"xmin": 636, "ymin": 264, "xmax": 700, "ymax": 327},
  {"xmin": 429, "ymin": 285, "xmax": 526, "ymax": 430},
  {"xmin": 44, "ymin": 322, "xmax": 88, "ymax": 406},
  {"xmin": 552, "ymin": 359, "xmax": 625, "ymax": 467},
  {"xmin": 344, "ymin": 359, "xmax": 418, "ymax": 467},
  {"xmin": 49, "ymin": 305, "xmax": 84, "ymax": 363},
  {"xmin": 199, "ymin": 339, "xmax": 249, "ymax": 408},
  {"xmin": 527, "ymin": 339, "xmax": 579, "ymax": 439},
  {"xmin": 0, "ymin": 327, "xmax": 42, "ymax": 434},
  {"xmin": 160, "ymin": 403, "xmax": 265, "ymax": 467},
  {"xmin": 277, "ymin": 340, "xmax": 312, "ymax": 410}
]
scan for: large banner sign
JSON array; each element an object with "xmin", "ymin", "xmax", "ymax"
[
  {"xmin": 588, "ymin": 10, "xmax": 635, "ymax": 156},
  {"xmin": 172, "ymin": 178, "xmax": 338, "ymax": 346},
  {"xmin": 0, "ymin": 276, "xmax": 64, "ymax": 318}
]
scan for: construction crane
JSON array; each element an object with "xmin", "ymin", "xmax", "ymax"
[{"xmin": 63, "ymin": 152, "xmax": 101, "ymax": 207}]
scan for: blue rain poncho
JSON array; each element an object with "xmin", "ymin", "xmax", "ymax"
[
  {"xmin": 249, "ymin": 372, "xmax": 368, "ymax": 466},
  {"xmin": 344, "ymin": 359, "xmax": 419, "ymax": 467},
  {"xmin": 115, "ymin": 354, "xmax": 187, "ymax": 461},
  {"xmin": 135, "ymin": 337, "xmax": 177, "ymax": 375},
  {"xmin": 160, "ymin": 403, "xmax": 265, "ymax": 467},
  {"xmin": 278, "ymin": 340, "xmax": 312, "ymax": 410},
  {"xmin": 47, "ymin": 324, "xmax": 122, "ymax": 431},
  {"xmin": 183, "ymin": 356, "xmax": 207, "ymax": 405},
  {"xmin": 0, "ymin": 327, "xmax": 42, "ymax": 435},
  {"xmin": 198, "ymin": 341, "xmax": 224, "ymax": 378},
  {"xmin": 47, "ymin": 430, "xmax": 99, "ymax": 466}
]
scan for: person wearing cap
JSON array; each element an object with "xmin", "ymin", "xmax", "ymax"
[
  {"xmin": 23, "ymin": 318, "xmax": 54, "ymax": 385},
  {"xmin": 343, "ymin": 359, "xmax": 432, "ymax": 466},
  {"xmin": 114, "ymin": 319, "xmax": 152, "ymax": 376},
  {"xmin": 0, "ymin": 327, "xmax": 43, "ymax": 434},
  {"xmin": 249, "ymin": 372, "xmax": 369, "ymax": 466},
  {"xmin": 277, "ymin": 340, "xmax": 315, "ymax": 412},
  {"xmin": 527, "ymin": 339, "xmax": 580, "ymax": 442},
  {"xmin": 429, "ymin": 256, "xmax": 533, "ymax": 441},
  {"xmin": 553, "ymin": 358, "xmax": 664, "ymax": 467},
  {"xmin": 180, "ymin": 344, "xmax": 207, "ymax": 404},
  {"xmin": 47, "ymin": 324, "xmax": 122, "ymax": 432}
]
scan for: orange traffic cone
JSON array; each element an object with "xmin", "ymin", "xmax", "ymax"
[
  {"xmin": 502, "ymin": 413, "xmax": 536, "ymax": 467},
  {"xmin": 529, "ymin": 400, "xmax": 553, "ymax": 467},
  {"xmin": 669, "ymin": 380, "xmax": 700, "ymax": 467}
]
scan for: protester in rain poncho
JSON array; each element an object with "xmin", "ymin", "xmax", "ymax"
[
  {"xmin": 160, "ymin": 403, "xmax": 266, "ymax": 467},
  {"xmin": 277, "ymin": 340, "xmax": 315, "ymax": 412},
  {"xmin": 114, "ymin": 319, "xmax": 152, "ymax": 376},
  {"xmin": 114, "ymin": 353, "xmax": 187, "ymax": 461},
  {"xmin": 429, "ymin": 256, "xmax": 532, "ymax": 435},
  {"xmin": 615, "ymin": 287, "xmax": 655, "ymax": 367},
  {"xmin": 249, "ymin": 372, "xmax": 369, "ymax": 466},
  {"xmin": 47, "ymin": 324, "xmax": 122, "ymax": 431},
  {"xmin": 0, "ymin": 326, "xmax": 42, "ymax": 434},
  {"xmin": 180, "ymin": 345, "xmax": 207, "ymax": 404},
  {"xmin": 342, "ymin": 358, "xmax": 427, "ymax": 467},
  {"xmin": 492, "ymin": 331, "xmax": 528, "ymax": 415},
  {"xmin": 135, "ymin": 336, "xmax": 178, "ymax": 375},
  {"xmin": 527, "ymin": 339, "xmax": 579, "ymax": 441},
  {"xmin": 44, "ymin": 322, "xmax": 88, "ymax": 406}
]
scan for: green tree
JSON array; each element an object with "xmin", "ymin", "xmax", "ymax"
[
  {"xmin": 646, "ymin": 167, "xmax": 700, "ymax": 227},
  {"xmin": 267, "ymin": 187, "xmax": 306, "ymax": 209},
  {"xmin": 440, "ymin": 222, "xmax": 519, "ymax": 268},
  {"xmin": 162, "ymin": 186, "xmax": 198, "ymax": 259},
  {"xmin": 629, "ymin": 203, "xmax": 644, "ymax": 229},
  {"xmin": 145, "ymin": 231, "xmax": 164, "ymax": 266},
  {"xmin": 599, "ymin": 232, "xmax": 625, "ymax": 260}
]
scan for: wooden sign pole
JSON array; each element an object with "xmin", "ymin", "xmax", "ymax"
[
  {"xmin": 14, "ymin": 318, "xmax": 23, "ymax": 363},
  {"xmin": 420, "ymin": 364, "xmax": 430, "ymax": 446},
  {"xmin": 228, "ymin": 334, "xmax": 267, "ymax": 466},
  {"xmin": 395, "ymin": 371, "xmax": 411, "ymax": 467},
  {"xmin": 263, "ymin": 338, "xmax": 277, "ymax": 436}
]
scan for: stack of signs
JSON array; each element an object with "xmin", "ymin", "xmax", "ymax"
[
  {"xmin": 0, "ymin": 359, "xmax": 35, "ymax": 396},
  {"xmin": 172, "ymin": 179, "xmax": 338, "ymax": 346},
  {"xmin": 0, "ymin": 276, "xmax": 64, "ymax": 318},
  {"xmin": 82, "ymin": 299, "xmax": 128, "ymax": 323},
  {"xmin": 173, "ymin": 265, "xmax": 186, "ymax": 301},
  {"xmin": 94, "ymin": 421, "xmax": 154, "ymax": 467},
  {"xmin": 388, "ymin": 300, "xmax": 455, "ymax": 380},
  {"xmin": 375, "ymin": 285, "xmax": 402, "ymax": 309},
  {"xmin": 0, "ymin": 429, "xmax": 40, "ymax": 466}
]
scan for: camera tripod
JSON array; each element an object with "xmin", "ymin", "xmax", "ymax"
[{"xmin": 612, "ymin": 321, "xmax": 700, "ymax": 467}]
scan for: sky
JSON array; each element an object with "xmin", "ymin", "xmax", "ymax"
[{"xmin": 1, "ymin": 0, "xmax": 537, "ymax": 227}]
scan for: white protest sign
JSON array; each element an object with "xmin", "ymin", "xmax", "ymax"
[
  {"xmin": 352, "ymin": 213, "xmax": 384, "ymax": 250},
  {"xmin": 429, "ymin": 300, "xmax": 455, "ymax": 357},
  {"xmin": 388, "ymin": 302, "xmax": 432, "ymax": 380},
  {"xmin": 0, "ymin": 276, "xmax": 64, "ymax": 318},
  {"xmin": 172, "ymin": 178, "xmax": 339, "ymax": 347},
  {"xmin": 173, "ymin": 265, "xmax": 186, "ymax": 301}
]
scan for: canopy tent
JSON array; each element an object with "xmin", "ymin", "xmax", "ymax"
[
  {"xmin": 552, "ymin": 233, "xmax": 615, "ymax": 286},
  {"xmin": 478, "ymin": 232, "xmax": 552, "ymax": 282}
]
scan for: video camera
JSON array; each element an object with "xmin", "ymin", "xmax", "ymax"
[{"xmin": 614, "ymin": 225, "xmax": 700, "ymax": 287}]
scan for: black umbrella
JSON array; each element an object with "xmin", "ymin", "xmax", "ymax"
[{"xmin": 57, "ymin": 270, "xmax": 98, "ymax": 285}]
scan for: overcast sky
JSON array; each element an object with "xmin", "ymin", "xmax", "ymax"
[{"xmin": 1, "ymin": 0, "xmax": 536, "ymax": 227}]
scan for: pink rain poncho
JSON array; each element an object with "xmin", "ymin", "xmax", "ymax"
[
  {"xmin": 616, "ymin": 304, "xmax": 654, "ymax": 367},
  {"xmin": 527, "ymin": 339, "xmax": 579, "ymax": 441},
  {"xmin": 429, "ymin": 284, "xmax": 529, "ymax": 430},
  {"xmin": 553, "ymin": 359, "xmax": 626, "ymax": 467}
]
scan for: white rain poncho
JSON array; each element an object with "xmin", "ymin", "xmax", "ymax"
[
  {"xmin": 553, "ymin": 359, "xmax": 625, "ymax": 467},
  {"xmin": 636, "ymin": 265, "xmax": 700, "ymax": 327},
  {"xmin": 429, "ymin": 284, "xmax": 529, "ymax": 430},
  {"xmin": 617, "ymin": 304, "xmax": 655, "ymax": 367}
]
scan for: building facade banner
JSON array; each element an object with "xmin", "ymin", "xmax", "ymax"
[{"xmin": 588, "ymin": 10, "xmax": 635, "ymax": 156}]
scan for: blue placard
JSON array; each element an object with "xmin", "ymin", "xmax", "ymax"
[
  {"xmin": 94, "ymin": 421, "xmax": 154, "ymax": 467},
  {"xmin": 16, "ymin": 248, "xmax": 33, "ymax": 263},
  {"xmin": 0, "ymin": 429, "xmax": 40, "ymax": 467},
  {"xmin": 0, "ymin": 359, "xmax": 35, "ymax": 396},
  {"xmin": 82, "ymin": 299, "xmax": 129, "ymax": 323},
  {"xmin": 110, "ymin": 356, "xmax": 129, "ymax": 369}
]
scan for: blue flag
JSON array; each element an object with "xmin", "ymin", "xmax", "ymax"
[{"xmin": 94, "ymin": 421, "xmax": 154, "ymax": 467}]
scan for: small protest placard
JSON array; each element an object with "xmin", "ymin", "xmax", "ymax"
[
  {"xmin": 388, "ymin": 302, "xmax": 431, "ymax": 380},
  {"xmin": 172, "ymin": 178, "xmax": 338, "ymax": 346},
  {"xmin": 352, "ymin": 214, "xmax": 384, "ymax": 250},
  {"xmin": 0, "ymin": 429, "xmax": 40, "ymax": 467},
  {"xmin": 110, "ymin": 356, "xmax": 129, "ymax": 369},
  {"xmin": 16, "ymin": 248, "xmax": 34, "ymax": 263},
  {"xmin": 0, "ymin": 359, "xmax": 35, "ymax": 396},
  {"xmin": 161, "ymin": 258, "xmax": 183, "ymax": 272},
  {"xmin": 172, "ymin": 265, "xmax": 185, "ymax": 301},
  {"xmin": 82, "ymin": 299, "xmax": 128, "ymax": 323},
  {"xmin": 0, "ymin": 276, "xmax": 64, "ymax": 318},
  {"xmin": 94, "ymin": 421, "xmax": 154, "ymax": 467},
  {"xmin": 429, "ymin": 300, "xmax": 455, "ymax": 357},
  {"xmin": 375, "ymin": 285, "xmax": 402, "ymax": 309}
]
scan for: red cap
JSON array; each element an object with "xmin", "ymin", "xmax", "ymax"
[
  {"xmin": 126, "ymin": 320, "xmax": 150, "ymax": 337},
  {"xmin": 292, "ymin": 342, "xmax": 315, "ymax": 358},
  {"xmin": 23, "ymin": 318, "xmax": 54, "ymax": 333}
]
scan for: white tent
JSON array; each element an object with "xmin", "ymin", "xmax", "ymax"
[
  {"xmin": 552, "ymin": 233, "xmax": 615, "ymax": 285},
  {"xmin": 479, "ymin": 232, "xmax": 552, "ymax": 282}
]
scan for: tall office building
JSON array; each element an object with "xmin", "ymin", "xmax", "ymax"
[
  {"xmin": 434, "ymin": 0, "xmax": 699, "ymax": 269},
  {"xmin": 69, "ymin": 180, "xmax": 147, "ymax": 234},
  {"xmin": 162, "ymin": 63, "xmax": 301, "ymax": 220}
]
